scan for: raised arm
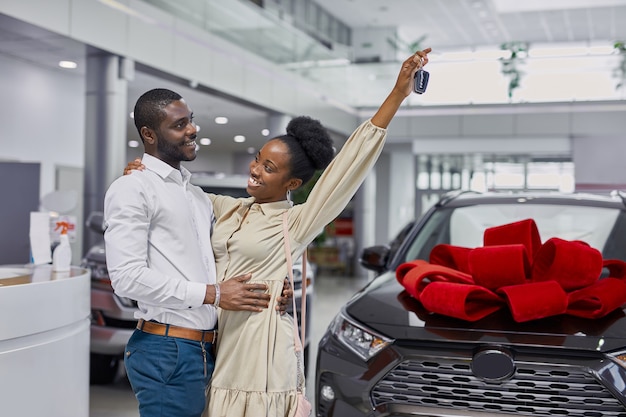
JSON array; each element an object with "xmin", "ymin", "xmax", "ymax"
[
  {"xmin": 371, "ymin": 47, "xmax": 432, "ymax": 129},
  {"xmin": 289, "ymin": 48, "xmax": 432, "ymax": 245}
]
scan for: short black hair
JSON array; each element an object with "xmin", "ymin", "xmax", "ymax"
[
  {"xmin": 277, "ymin": 116, "xmax": 334, "ymax": 186},
  {"xmin": 133, "ymin": 88, "xmax": 182, "ymax": 141}
]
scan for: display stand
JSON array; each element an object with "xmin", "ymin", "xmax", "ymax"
[{"xmin": 0, "ymin": 265, "xmax": 90, "ymax": 417}]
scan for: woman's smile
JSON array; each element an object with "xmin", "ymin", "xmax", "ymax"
[{"xmin": 247, "ymin": 175, "xmax": 262, "ymax": 188}]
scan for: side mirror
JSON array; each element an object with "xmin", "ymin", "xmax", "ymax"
[
  {"xmin": 359, "ymin": 245, "xmax": 391, "ymax": 273},
  {"xmin": 85, "ymin": 211, "xmax": 106, "ymax": 234}
]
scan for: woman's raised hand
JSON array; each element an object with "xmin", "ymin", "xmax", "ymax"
[
  {"xmin": 394, "ymin": 47, "xmax": 432, "ymax": 97},
  {"xmin": 371, "ymin": 47, "xmax": 432, "ymax": 129}
]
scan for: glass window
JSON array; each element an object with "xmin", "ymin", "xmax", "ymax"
[
  {"xmin": 402, "ymin": 204, "xmax": 624, "ymax": 264},
  {"xmin": 449, "ymin": 204, "xmax": 618, "ymax": 249}
]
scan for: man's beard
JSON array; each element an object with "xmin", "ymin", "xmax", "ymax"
[{"xmin": 156, "ymin": 131, "xmax": 197, "ymax": 162}]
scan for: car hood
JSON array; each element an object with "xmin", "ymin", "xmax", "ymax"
[{"xmin": 345, "ymin": 271, "xmax": 626, "ymax": 352}]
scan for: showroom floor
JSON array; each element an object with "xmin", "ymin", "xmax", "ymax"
[{"xmin": 89, "ymin": 271, "xmax": 370, "ymax": 417}]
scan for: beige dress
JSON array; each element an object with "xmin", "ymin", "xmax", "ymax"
[{"xmin": 206, "ymin": 120, "xmax": 387, "ymax": 417}]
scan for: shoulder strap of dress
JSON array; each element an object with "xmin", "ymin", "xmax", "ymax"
[{"xmin": 282, "ymin": 210, "xmax": 307, "ymax": 350}]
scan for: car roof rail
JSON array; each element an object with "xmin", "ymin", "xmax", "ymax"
[{"xmin": 437, "ymin": 190, "xmax": 481, "ymax": 207}]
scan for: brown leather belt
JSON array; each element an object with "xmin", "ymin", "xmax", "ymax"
[{"xmin": 137, "ymin": 319, "xmax": 216, "ymax": 343}]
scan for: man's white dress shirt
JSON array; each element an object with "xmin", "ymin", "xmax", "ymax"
[{"xmin": 104, "ymin": 153, "xmax": 217, "ymax": 330}]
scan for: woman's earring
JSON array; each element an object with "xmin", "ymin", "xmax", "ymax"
[{"xmin": 286, "ymin": 189, "xmax": 293, "ymax": 207}]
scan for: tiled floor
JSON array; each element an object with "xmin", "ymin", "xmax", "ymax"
[{"xmin": 89, "ymin": 271, "xmax": 370, "ymax": 417}]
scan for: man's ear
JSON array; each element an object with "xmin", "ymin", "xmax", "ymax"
[{"xmin": 140, "ymin": 126, "xmax": 156, "ymax": 145}]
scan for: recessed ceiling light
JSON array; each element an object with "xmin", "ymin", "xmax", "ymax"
[
  {"xmin": 234, "ymin": 135, "xmax": 246, "ymax": 143},
  {"xmin": 196, "ymin": 125, "xmax": 201, "ymax": 132},
  {"xmin": 261, "ymin": 128, "xmax": 270, "ymax": 136},
  {"xmin": 215, "ymin": 116, "xmax": 228, "ymax": 124},
  {"xmin": 129, "ymin": 111, "xmax": 134, "ymax": 119},
  {"xmin": 58, "ymin": 60, "xmax": 77, "ymax": 69},
  {"xmin": 247, "ymin": 147, "xmax": 255, "ymax": 154},
  {"xmin": 199, "ymin": 138, "xmax": 211, "ymax": 145},
  {"xmin": 128, "ymin": 140, "xmax": 140, "ymax": 148}
]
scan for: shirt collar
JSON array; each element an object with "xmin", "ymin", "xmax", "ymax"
[
  {"xmin": 251, "ymin": 199, "xmax": 292, "ymax": 215},
  {"xmin": 142, "ymin": 153, "xmax": 192, "ymax": 184}
]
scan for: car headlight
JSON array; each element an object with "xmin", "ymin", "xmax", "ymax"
[
  {"xmin": 292, "ymin": 268, "xmax": 302, "ymax": 281},
  {"xmin": 609, "ymin": 349, "xmax": 626, "ymax": 369},
  {"xmin": 290, "ymin": 267, "xmax": 312, "ymax": 290},
  {"xmin": 330, "ymin": 312, "xmax": 393, "ymax": 361},
  {"xmin": 82, "ymin": 259, "xmax": 111, "ymax": 285}
]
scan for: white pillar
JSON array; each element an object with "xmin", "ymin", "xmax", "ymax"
[{"xmin": 388, "ymin": 150, "xmax": 416, "ymax": 240}]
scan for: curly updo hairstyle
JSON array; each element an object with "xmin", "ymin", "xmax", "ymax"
[{"xmin": 277, "ymin": 116, "xmax": 335, "ymax": 186}]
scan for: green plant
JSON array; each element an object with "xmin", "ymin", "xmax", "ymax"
[
  {"xmin": 614, "ymin": 41, "xmax": 626, "ymax": 90},
  {"xmin": 499, "ymin": 41, "xmax": 529, "ymax": 99}
]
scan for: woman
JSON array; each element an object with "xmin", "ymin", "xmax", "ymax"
[{"xmin": 127, "ymin": 48, "xmax": 431, "ymax": 416}]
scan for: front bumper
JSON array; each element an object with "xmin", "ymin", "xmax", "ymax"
[
  {"xmin": 315, "ymin": 332, "xmax": 626, "ymax": 417},
  {"xmin": 90, "ymin": 325, "xmax": 135, "ymax": 355},
  {"xmin": 90, "ymin": 287, "xmax": 138, "ymax": 355}
]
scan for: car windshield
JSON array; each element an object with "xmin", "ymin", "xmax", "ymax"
[{"xmin": 401, "ymin": 203, "xmax": 626, "ymax": 265}]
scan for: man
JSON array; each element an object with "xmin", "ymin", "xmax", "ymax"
[{"xmin": 104, "ymin": 88, "xmax": 284, "ymax": 417}]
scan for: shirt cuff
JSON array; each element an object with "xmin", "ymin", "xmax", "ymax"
[{"xmin": 186, "ymin": 281, "xmax": 208, "ymax": 309}]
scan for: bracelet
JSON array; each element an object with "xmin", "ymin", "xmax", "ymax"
[{"xmin": 213, "ymin": 283, "xmax": 221, "ymax": 308}]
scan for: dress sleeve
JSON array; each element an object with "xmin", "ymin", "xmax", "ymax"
[{"xmin": 288, "ymin": 119, "xmax": 387, "ymax": 245}]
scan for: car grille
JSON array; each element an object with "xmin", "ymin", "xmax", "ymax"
[{"xmin": 371, "ymin": 357, "xmax": 626, "ymax": 417}]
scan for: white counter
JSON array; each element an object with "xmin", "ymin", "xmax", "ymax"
[{"xmin": 0, "ymin": 265, "xmax": 90, "ymax": 417}]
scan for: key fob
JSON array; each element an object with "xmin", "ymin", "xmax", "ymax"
[{"xmin": 413, "ymin": 69, "xmax": 429, "ymax": 94}]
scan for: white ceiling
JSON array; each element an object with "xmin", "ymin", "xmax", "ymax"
[
  {"xmin": 289, "ymin": 0, "xmax": 626, "ymax": 108},
  {"xmin": 1, "ymin": 0, "xmax": 626, "ymax": 154},
  {"xmin": 0, "ymin": 11, "xmax": 271, "ymax": 154},
  {"xmin": 314, "ymin": 0, "xmax": 626, "ymax": 50}
]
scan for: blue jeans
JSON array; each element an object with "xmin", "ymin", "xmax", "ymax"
[{"xmin": 124, "ymin": 329, "xmax": 215, "ymax": 417}]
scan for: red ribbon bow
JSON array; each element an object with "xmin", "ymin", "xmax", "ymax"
[{"xmin": 396, "ymin": 219, "xmax": 626, "ymax": 322}]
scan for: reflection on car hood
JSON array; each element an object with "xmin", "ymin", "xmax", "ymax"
[{"xmin": 345, "ymin": 271, "xmax": 626, "ymax": 352}]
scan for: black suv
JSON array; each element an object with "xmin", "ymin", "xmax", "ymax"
[{"xmin": 315, "ymin": 191, "xmax": 626, "ymax": 417}]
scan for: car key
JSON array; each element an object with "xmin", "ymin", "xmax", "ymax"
[{"xmin": 413, "ymin": 69, "xmax": 429, "ymax": 94}]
